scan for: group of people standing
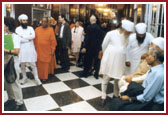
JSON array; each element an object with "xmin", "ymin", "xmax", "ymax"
[{"xmin": 4, "ymin": 12, "xmax": 164, "ymax": 111}]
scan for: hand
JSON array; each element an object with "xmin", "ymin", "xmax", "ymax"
[
  {"xmin": 81, "ymin": 48, "xmax": 86, "ymax": 53},
  {"xmin": 141, "ymin": 53, "xmax": 148, "ymax": 59},
  {"xmin": 4, "ymin": 49, "xmax": 9, "ymax": 53},
  {"xmin": 124, "ymin": 76, "xmax": 132, "ymax": 83},
  {"xmin": 98, "ymin": 50, "xmax": 103, "ymax": 59},
  {"xmin": 120, "ymin": 95, "xmax": 130, "ymax": 101},
  {"xmin": 125, "ymin": 62, "xmax": 131, "ymax": 67},
  {"xmin": 30, "ymin": 33, "xmax": 32, "ymax": 35}
]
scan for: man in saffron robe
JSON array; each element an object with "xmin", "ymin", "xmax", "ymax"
[{"xmin": 34, "ymin": 17, "xmax": 57, "ymax": 81}]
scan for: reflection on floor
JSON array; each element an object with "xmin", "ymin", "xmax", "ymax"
[{"xmin": 4, "ymin": 61, "xmax": 114, "ymax": 111}]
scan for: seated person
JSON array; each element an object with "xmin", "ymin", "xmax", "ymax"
[
  {"xmin": 119, "ymin": 37, "xmax": 164, "ymax": 93},
  {"xmin": 110, "ymin": 37, "xmax": 164, "ymax": 111}
]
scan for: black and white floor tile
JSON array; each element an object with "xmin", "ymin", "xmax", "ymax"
[{"xmin": 4, "ymin": 61, "xmax": 114, "ymax": 111}]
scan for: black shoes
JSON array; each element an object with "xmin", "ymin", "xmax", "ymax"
[
  {"xmin": 100, "ymin": 99, "xmax": 106, "ymax": 107},
  {"xmin": 81, "ymin": 71, "xmax": 92, "ymax": 78},
  {"xmin": 14, "ymin": 104, "xmax": 24, "ymax": 111},
  {"xmin": 94, "ymin": 72, "xmax": 99, "ymax": 79}
]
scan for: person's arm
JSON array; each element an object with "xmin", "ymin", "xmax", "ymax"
[
  {"xmin": 23, "ymin": 27, "xmax": 35, "ymax": 40},
  {"xmin": 65, "ymin": 25, "xmax": 72, "ymax": 49},
  {"xmin": 125, "ymin": 36, "xmax": 131, "ymax": 67},
  {"xmin": 4, "ymin": 34, "xmax": 20, "ymax": 55},
  {"xmin": 4, "ymin": 49, "xmax": 20, "ymax": 55},
  {"xmin": 15, "ymin": 28, "xmax": 30, "ymax": 43},
  {"xmin": 136, "ymin": 72, "xmax": 163, "ymax": 103},
  {"xmin": 102, "ymin": 32, "xmax": 110, "ymax": 52},
  {"xmin": 50, "ymin": 28, "xmax": 57, "ymax": 56}
]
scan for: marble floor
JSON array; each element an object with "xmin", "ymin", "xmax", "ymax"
[{"xmin": 4, "ymin": 61, "xmax": 115, "ymax": 112}]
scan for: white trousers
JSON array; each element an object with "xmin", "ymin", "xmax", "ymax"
[
  {"xmin": 101, "ymin": 75, "xmax": 120, "ymax": 99},
  {"xmin": 4, "ymin": 56, "xmax": 23, "ymax": 105},
  {"xmin": 20, "ymin": 62, "xmax": 39, "ymax": 81}
]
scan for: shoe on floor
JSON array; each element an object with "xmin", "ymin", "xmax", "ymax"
[
  {"xmin": 100, "ymin": 98, "xmax": 106, "ymax": 107},
  {"xmin": 14, "ymin": 104, "xmax": 24, "ymax": 111}
]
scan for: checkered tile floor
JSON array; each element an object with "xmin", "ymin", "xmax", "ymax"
[{"xmin": 5, "ymin": 61, "xmax": 114, "ymax": 111}]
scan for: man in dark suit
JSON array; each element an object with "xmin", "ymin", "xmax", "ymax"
[
  {"xmin": 81, "ymin": 15, "xmax": 105, "ymax": 79},
  {"xmin": 58, "ymin": 14, "xmax": 71, "ymax": 71}
]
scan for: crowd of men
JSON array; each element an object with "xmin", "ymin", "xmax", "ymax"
[{"xmin": 4, "ymin": 13, "xmax": 164, "ymax": 111}]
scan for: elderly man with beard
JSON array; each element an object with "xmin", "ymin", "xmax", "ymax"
[
  {"xmin": 126, "ymin": 23, "xmax": 154, "ymax": 74},
  {"xmin": 15, "ymin": 14, "xmax": 41, "ymax": 85}
]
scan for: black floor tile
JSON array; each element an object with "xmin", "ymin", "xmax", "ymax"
[
  {"xmin": 54, "ymin": 68, "xmax": 69, "ymax": 74},
  {"xmin": 64, "ymin": 79, "xmax": 90, "ymax": 89},
  {"xmin": 51, "ymin": 90, "xmax": 83, "ymax": 107},
  {"xmin": 72, "ymin": 71, "xmax": 86, "ymax": 78},
  {"xmin": 93, "ymin": 82, "xmax": 113, "ymax": 94},
  {"xmin": 22, "ymin": 85, "xmax": 48, "ymax": 99},
  {"xmin": 87, "ymin": 96, "xmax": 112, "ymax": 111},
  {"xmin": 41, "ymin": 74, "xmax": 60, "ymax": 84}
]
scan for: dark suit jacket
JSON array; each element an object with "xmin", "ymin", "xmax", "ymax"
[
  {"xmin": 84, "ymin": 23, "xmax": 105, "ymax": 55},
  {"xmin": 58, "ymin": 23, "xmax": 72, "ymax": 49}
]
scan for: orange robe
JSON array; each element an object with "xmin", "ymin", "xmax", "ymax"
[{"xmin": 34, "ymin": 26, "xmax": 57, "ymax": 80}]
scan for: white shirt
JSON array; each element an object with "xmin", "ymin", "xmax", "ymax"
[
  {"xmin": 15, "ymin": 26, "xmax": 37, "ymax": 63},
  {"xmin": 126, "ymin": 32, "xmax": 154, "ymax": 74},
  {"xmin": 100, "ymin": 29, "xmax": 127, "ymax": 79},
  {"xmin": 71, "ymin": 26, "xmax": 84, "ymax": 53},
  {"xmin": 60, "ymin": 24, "xmax": 64, "ymax": 38}
]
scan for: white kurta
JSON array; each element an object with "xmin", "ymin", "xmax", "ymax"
[
  {"xmin": 99, "ymin": 29, "xmax": 127, "ymax": 79},
  {"xmin": 71, "ymin": 26, "xmax": 84, "ymax": 53},
  {"xmin": 15, "ymin": 26, "xmax": 37, "ymax": 63},
  {"xmin": 126, "ymin": 32, "xmax": 154, "ymax": 74}
]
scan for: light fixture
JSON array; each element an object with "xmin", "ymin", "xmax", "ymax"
[{"xmin": 152, "ymin": 4, "xmax": 158, "ymax": 12}]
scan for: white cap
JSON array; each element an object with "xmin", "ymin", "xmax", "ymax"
[
  {"xmin": 18, "ymin": 14, "xmax": 28, "ymax": 21},
  {"xmin": 135, "ymin": 23, "xmax": 147, "ymax": 34},
  {"xmin": 152, "ymin": 37, "xmax": 164, "ymax": 51},
  {"xmin": 121, "ymin": 19, "xmax": 134, "ymax": 32}
]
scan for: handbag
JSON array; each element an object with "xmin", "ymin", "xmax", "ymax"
[{"xmin": 4, "ymin": 56, "xmax": 17, "ymax": 84}]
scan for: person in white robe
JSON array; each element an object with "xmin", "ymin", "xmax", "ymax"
[
  {"xmin": 99, "ymin": 19, "xmax": 134, "ymax": 106},
  {"xmin": 126, "ymin": 23, "xmax": 154, "ymax": 74},
  {"xmin": 15, "ymin": 14, "xmax": 41, "ymax": 85},
  {"xmin": 71, "ymin": 20, "xmax": 84, "ymax": 64}
]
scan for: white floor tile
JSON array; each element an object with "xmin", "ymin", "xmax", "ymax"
[
  {"xmin": 56, "ymin": 73, "xmax": 79, "ymax": 81},
  {"xmin": 73, "ymin": 86, "xmax": 101, "ymax": 100},
  {"xmin": 43, "ymin": 82, "xmax": 71, "ymax": 94},
  {"xmin": 61, "ymin": 101, "xmax": 97, "ymax": 111},
  {"xmin": 69, "ymin": 66, "xmax": 83, "ymax": 72},
  {"xmin": 81, "ymin": 76, "xmax": 102, "ymax": 85},
  {"xmin": 24, "ymin": 95, "xmax": 59, "ymax": 111}
]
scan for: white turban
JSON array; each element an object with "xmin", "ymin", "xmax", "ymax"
[
  {"xmin": 135, "ymin": 23, "xmax": 147, "ymax": 34},
  {"xmin": 121, "ymin": 19, "xmax": 134, "ymax": 32},
  {"xmin": 18, "ymin": 14, "xmax": 28, "ymax": 21},
  {"xmin": 152, "ymin": 37, "xmax": 164, "ymax": 51}
]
